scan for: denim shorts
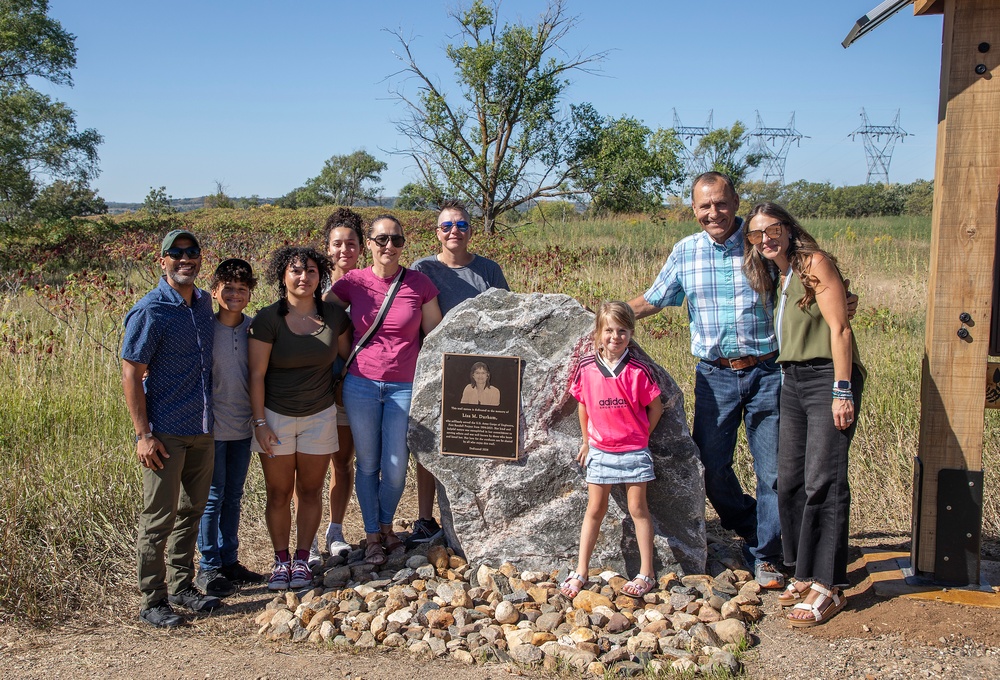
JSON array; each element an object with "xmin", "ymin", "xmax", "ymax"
[{"xmin": 585, "ymin": 446, "xmax": 655, "ymax": 485}]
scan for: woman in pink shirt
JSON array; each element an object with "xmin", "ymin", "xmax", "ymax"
[{"xmin": 327, "ymin": 215, "xmax": 441, "ymax": 566}]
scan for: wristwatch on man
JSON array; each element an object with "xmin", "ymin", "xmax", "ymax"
[{"xmin": 135, "ymin": 432, "xmax": 153, "ymax": 443}]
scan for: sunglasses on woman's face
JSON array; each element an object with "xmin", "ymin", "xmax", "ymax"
[
  {"xmin": 747, "ymin": 223, "xmax": 782, "ymax": 245},
  {"xmin": 369, "ymin": 234, "xmax": 406, "ymax": 248}
]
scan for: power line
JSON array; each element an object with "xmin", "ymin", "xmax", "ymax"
[
  {"xmin": 670, "ymin": 109, "xmax": 713, "ymax": 177},
  {"xmin": 747, "ymin": 111, "xmax": 808, "ymax": 185},
  {"xmin": 850, "ymin": 108, "xmax": 911, "ymax": 184}
]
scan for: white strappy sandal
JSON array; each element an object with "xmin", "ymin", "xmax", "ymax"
[
  {"xmin": 788, "ymin": 582, "xmax": 846, "ymax": 627},
  {"xmin": 777, "ymin": 580, "xmax": 812, "ymax": 608}
]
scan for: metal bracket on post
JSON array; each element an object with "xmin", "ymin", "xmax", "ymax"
[
  {"xmin": 934, "ymin": 468, "xmax": 984, "ymax": 586},
  {"xmin": 989, "ymin": 187, "xmax": 1000, "ymax": 354}
]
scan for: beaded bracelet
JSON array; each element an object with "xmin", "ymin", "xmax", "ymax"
[{"xmin": 832, "ymin": 389, "xmax": 854, "ymax": 400}]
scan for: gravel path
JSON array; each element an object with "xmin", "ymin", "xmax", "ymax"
[
  {"xmin": 3, "ymin": 530, "xmax": 998, "ymax": 679},
  {"xmin": 3, "ymin": 574, "xmax": 998, "ymax": 680}
]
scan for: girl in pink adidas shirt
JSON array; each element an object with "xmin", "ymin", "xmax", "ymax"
[{"xmin": 562, "ymin": 301, "xmax": 664, "ymax": 599}]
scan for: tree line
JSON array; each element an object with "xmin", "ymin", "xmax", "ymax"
[{"xmin": 739, "ymin": 179, "xmax": 934, "ymax": 218}]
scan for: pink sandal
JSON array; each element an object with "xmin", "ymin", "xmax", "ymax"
[
  {"xmin": 560, "ymin": 571, "xmax": 587, "ymax": 598},
  {"xmin": 622, "ymin": 573, "xmax": 655, "ymax": 597}
]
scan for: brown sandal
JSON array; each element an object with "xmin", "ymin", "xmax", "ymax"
[
  {"xmin": 364, "ymin": 539, "xmax": 386, "ymax": 565},
  {"xmin": 382, "ymin": 531, "xmax": 405, "ymax": 557}
]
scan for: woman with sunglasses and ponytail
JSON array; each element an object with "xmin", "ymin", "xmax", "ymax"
[
  {"xmin": 742, "ymin": 203, "xmax": 865, "ymax": 628},
  {"xmin": 327, "ymin": 215, "xmax": 442, "ymax": 566}
]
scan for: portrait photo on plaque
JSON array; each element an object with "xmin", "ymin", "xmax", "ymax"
[{"xmin": 441, "ymin": 353, "xmax": 521, "ymax": 459}]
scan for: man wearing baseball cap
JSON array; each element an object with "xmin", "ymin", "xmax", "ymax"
[{"xmin": 122, "ymin": 229, "xmax": 220, "ymax": 627}]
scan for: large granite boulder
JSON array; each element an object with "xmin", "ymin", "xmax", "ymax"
[{"xmin": 408, "ymin": 290, "xmax": 706, "ymax": 576}]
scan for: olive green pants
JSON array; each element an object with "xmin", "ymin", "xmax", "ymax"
[{"xmin": 136, "ymin": 432, "xmax": 214, "ymax": 608}]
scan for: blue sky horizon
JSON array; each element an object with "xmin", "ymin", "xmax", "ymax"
[{"xmin": 45, "ymin": 1, "xmax": 944, "ymax": 203}]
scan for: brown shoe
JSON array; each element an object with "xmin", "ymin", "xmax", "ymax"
[
  {"xmin": 382, "ymin": 531, "xmax": 406, "ymax": 557},
  {"xmin": 364, "ymin": 539, "xmax": 386, "ymax": 566}
]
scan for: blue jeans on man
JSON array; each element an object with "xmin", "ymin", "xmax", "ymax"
[
  {"xmin": 197, "ymin": 438, "xmax": 252, "ymax": 570},
  {"xmin": 692, "ymin": 357, "xmax": 783, "ymax": 570}
]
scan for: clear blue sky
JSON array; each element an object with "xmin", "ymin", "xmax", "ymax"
[{"xmin": 43, "ymin": 1, "xmax": 944, "ymax": 202}]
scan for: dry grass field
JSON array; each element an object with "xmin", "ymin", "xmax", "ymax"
[{"xmin": 1, "ymin": 208, "xmax": 996, "ymax": 627}]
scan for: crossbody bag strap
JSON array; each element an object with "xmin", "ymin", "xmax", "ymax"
[{"xmin": 341, "ymin": 267, "xmax": 406, "ymax": 376}]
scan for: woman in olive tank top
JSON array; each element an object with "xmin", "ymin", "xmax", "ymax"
[{"xmin": 743, "ymin": 202, "xmax": 865, "ymax": 628}]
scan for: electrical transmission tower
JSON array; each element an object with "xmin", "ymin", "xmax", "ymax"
[
  {"xmin": 748, "ymin": 111, "xmax": 808, "ymax": 185},
  {"xmin": 670, "ymin": 109, "xmax": 713, "ymax": 178},
  {"xmin": 850, "ymin": 108, "xmax": 911, "ymax": 184}
]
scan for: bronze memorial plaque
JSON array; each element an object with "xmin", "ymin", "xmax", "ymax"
[{"xmin": 441, "ymin": 353, "xmax": 521, "ymax": 459}]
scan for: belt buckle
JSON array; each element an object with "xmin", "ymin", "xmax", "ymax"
[{"xmin": 728, "ymin": 356, "xmax": 756, "ymax": 371}]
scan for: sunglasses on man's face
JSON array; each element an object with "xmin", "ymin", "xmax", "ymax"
[
  {"xmin": 746, "ymin": 224, "xmax": 783, "ymax": 245},
  {"xmin": 369, "ymin": 234, "xmax": 406, "ymax": 248},
  {"xmin": 164, "ymin": 246, "xmax": 202, "ymax": 260},
  {"xmin": 438, "ymin": 220, "xmax": 470, "ymax": 233}
]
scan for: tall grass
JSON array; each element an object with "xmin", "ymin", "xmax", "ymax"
[
  {"xmin": 0, "ymin": 308, "xmax": 137, "ymax": 618},
  {"xmin": 2, "ymin": 210, "xmax": 996, "ymax": 624}
]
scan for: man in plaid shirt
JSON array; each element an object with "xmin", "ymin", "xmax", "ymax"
[{"xmin": 629, "ymin": 171, "xmax": 785, "ymax": 589}]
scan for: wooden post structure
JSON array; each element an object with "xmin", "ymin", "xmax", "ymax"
[{"xmin": 911, "ymin": 0, "xmax": 1000, "ymax": 585}]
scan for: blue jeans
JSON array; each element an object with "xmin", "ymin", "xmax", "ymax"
[
  {"xmin": 692, "ymin": 357, "xmax": 782, "ymax": 566},
  {"xmin": 343, "ymin": 374, "xmax": 412, "ymax": 534},
  {"xmin": 197, "ymin": 438, "xmax": 252, "ymax": 570}
]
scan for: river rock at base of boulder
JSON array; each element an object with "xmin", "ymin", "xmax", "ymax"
[
  {"xmin": 494, "ymin": 600, "xmax": 519, "ymax": 624},
  {"xmin": 507, "ymin": 642, "xmax": 543, "ymax": 666},
  {"xmin": 408, "ymin": 291, "xmax": 706, "ymax": 576},
  {"xmin": 703, "ymin": 648, "xmax": 740, "ymax": 675},
  {"xmin": 712, "ymin": 618, "xmax": 748, "ymax": 645}
]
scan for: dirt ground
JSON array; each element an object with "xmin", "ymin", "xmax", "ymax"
[
  {"xmin": 744, "ymin": 537, "xmax": 1000, "ymax": 679},
  {"xmin": 2, "ymin": 504, "xmax": 999, "ymax": 679}
]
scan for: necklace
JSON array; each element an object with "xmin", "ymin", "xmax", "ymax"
[{"xmin": 288, "ymin": 305, "xmax": 318, "ymax": 321}]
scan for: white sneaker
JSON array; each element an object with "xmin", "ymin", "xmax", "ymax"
[
  {"xmin": 326, "ymin": 524, "xmax": 351, "ymax": 556},
  {"xmin": 308, "ymin": 536, "xmax": 323, "ymax": 569}
]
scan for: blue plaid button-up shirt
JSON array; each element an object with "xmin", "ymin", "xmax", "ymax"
[
  {"xmin": 122, "ymin": 277, "xmax": 214, "ymax": 435},
  {"xmin": 643, "ymin": 218, "xmax": 777, "ymax": 361}
]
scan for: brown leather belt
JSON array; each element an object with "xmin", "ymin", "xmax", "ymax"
[{"xmin": 708, "ymin": 351, "xmax": 778, "ymax": 371}]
